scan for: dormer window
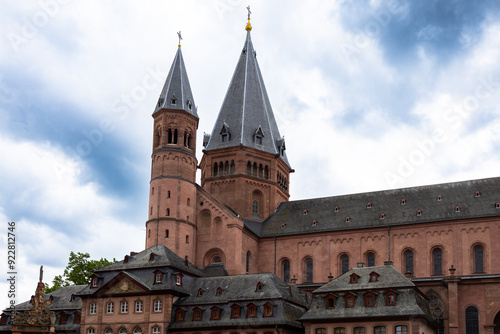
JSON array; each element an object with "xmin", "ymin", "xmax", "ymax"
[
  {"xmin": 379, "ymin": 213, "xmax": 385, "ymax": 219},
  {"xmin": 281, "ymin": 223, "xmax": 286, "ymax": 229},
  {"xmin": 171, "ymin": 95, "xmax": 177, "ymax": 105},
  {"xmin": 263, "ymin": 303, "xmax": 273, "ymax": 317},
  {"xmin": 124, "ymin": 255, "xmax": 130, "ymax": 263},
  {"xmin": 197, "ymin": 288, "xmax": 204, "ymax": 296},
  {"xmin": 187, "ymin": 100, "xmax": 192, "ymax": 110},
  {"xmin": 364, "ymin": 292, "xmax": 375, "ymax": 307},
  {"xmin": 149, "ymin": 253, "xmax": 156, "ymax": 261},
  {"xmin": 455, "ymin": 205, "xmax": 461, "ymax": 213},
  {"xmin": 176, "ymin": 273, "xmax": 182, "ymax": 286},
  {"xmin": 193, "ymin": 308, "xmax": 202, "ymax": 321},
  {"xmin": 154, "ymin": 271, "xmax": 163, "ymax": 284},
  {"xmin": 303, "ymin": 209, "xmax": 308, "ymax": 215},
  {"xmin": 334, "ymin": 206, "xmax": 340, "ymax": 212},
  {"xmin": 400, "ymin": 198, "xmax": 406, "ymax": 205},
  {"xmin": 210, "ymin": 307, "xmax": 221, "ymax": 320},
  {"xmin": 369, "ymin": 272, "xmax": 379, "ymax": 282},
  {"xmin": 231, "ymin": 305, "xmax": 240, "ymax": 318},
  {"xmin": 416, "ymin": 209, "xmax": 422, "ymax": 216},
  {"xmin": 254, "ymin": 125, "xmax": 264, "ymax": 145},
  {"xmin": 345, "ymin": 216, "xmax": 351, "ymax": 223},
  {"xmin": 277, "ymin": 137, "xmax": 286, "ymax": 156},
  {"xmin": 326, "ymin": 295, "xmax": 336, "ymax": 309},
  {"xmin": 220, "ymin": 122, "xmax": 230, "ymax": 142},
  {"xmin": 256, "ymin": 282, "xmax": 263, "ymax": 291},
  {"xmin": 247, "ymin": 304, "xmax": 257, "ymax": 318},
  {"xmin": 496, "ymin": 202, "xmax": 500, "ymax": 208},
  {"xmin": 175, "ymin": 309, "xmax": 184, "ymax": 322},
  {"xmin": 475, "ymin": 190, "xmax": 481, "ymax": 197},
  {"xmin": 349, "ymin": 274, "xmax": 359, "ymax": 283},
  {"xmin": 385, "ymin": 291, "xmax": 396, "ymax": 306},
  {"xmin": 345, "ymin": 293, "xmax": 355, "ymax": 308},
  {"xmin": 311, "ymin": 220, "xmax": 317, "ymax": 226},
  {"xmin": 437, "ymin": 194, "xmax": 442, "ymax": 201},
  {"xmin": 157, "ymin": 97, "xmax": 164, "ymax": 107},
  {"xmin": 216, "ymin": 287, "xmax": 222, "ymax": 296},
  {"xmin": 91, "ymin": 276, "xmax": 98, "ymax": 288},
  {"xmin": 366, "ymin": 202, "xmax": 372, "ymax": 208}
]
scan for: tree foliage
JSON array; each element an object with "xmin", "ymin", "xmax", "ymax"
[{"xmin": 45, "ymin": 251, "xmax": 115, "ymax": 293}]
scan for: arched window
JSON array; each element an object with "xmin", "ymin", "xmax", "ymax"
[
  {"xmin": 167, "ymin": 129, "xmax": 173, "ymax": 144},
  {"xmin": 258, "ymin": 164, "xmax": 263, "ymax": 178},
  {"xmin": 282, "ymin": 260, "xmax": 290, "ymax": 282},
  {"xmin": 165, "ymin": 229, "xmax": 169, "ymax": 238},
  {"xmin": 166, "ymin": 208, "xmax": 170, "ymax": 216},
  {"xmin": 252, "ymin": 200, "xmax": 259, "ymax": 215},
  {"xmin": 305, "ymin": 258, "xmax": 313, "ymax": 282},
  {"xmin": 366, "ymin": 252, "xmax": 375, "ymax": 267},
  {"xmin": 119, "ymin": 328, "xmax": 127, "ymax": 334},
  {"xmin": 152, "ymin": 327, "xmax": 160, "ymax": 334},
  {"xmin": 104, "ymin": 328, "xmax": 113, "ymax": 334},
  {"xmin": 173, "ymin": 129, "xmax": 178, "ymax": 144},
  {"xmin": 185, "ymin": 235, "xmax": 189, "ymax": 244},
  {"xmin": 395, "ymin": 326, "xmax": 407, "ymax": 334},
  {"xmin": 247, "ymin": 161, "xmax": 251, "ymax": 175},
  {"xmin": 354, "ymin": 328, "xmax": 365, "ymax": 334},
  {"xmin": 433, "ymin": 248, "xmax": 443, "ymax": 275},
  {"xmin": 316, "ymin": 329, "xmax": 326, "ymax": 334},
  {"xmin": 473, "ymin": 245, "xmax": 484, "ymax": 273},
  {"xmin": 264, "ymin": 165, "xmax": 269, "ymax": 179},
  {"xmin": 428, "ymin": 293, "xmax": 444, "ymax": 334},
  {"xmin": 341, "ymin": 254, "xmax": 349, "ymax": 274},
  {"xmin": 230, "ymin": 160, "xmax": 235, "ymax": 174},
  {"xmin": 246, "ymin": 251, "xmax": 251, "ymax": 272},
  {"xmin": 253, "ymin": 162, "xmax": 257, "ymax": 176},
  {"xmin": 224, "ymin": 161, "xmax": 229, "ymax": 175},
  {"xmin": 132, "ymin": 326, "xmax": 142, "ymax": 334},
  {"xmin": 213, "ymin": 163, "xmax": 218, "ymax": 176},
  {"xmin": 404, "ymin": 249, "xmax": 414, "ymax": 275},
  {"xmin": 465, "ymin": 306, "xmax": 479, "ymax": 334},
  {"xmin": 219, "ymin": 162, "xmax": 223, "ymax": 174},
  {"xmin": 326, "ymin": 295, "xmax": 335, "ymax": 309}
]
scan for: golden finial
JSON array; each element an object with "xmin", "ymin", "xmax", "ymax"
[
  {"xmin": 245, "ymin": 5, "xmax": 252, "ymax": 31},
  {"xmin": 177, "ymin": 31, "xmax": 182, "ymax": 47}
]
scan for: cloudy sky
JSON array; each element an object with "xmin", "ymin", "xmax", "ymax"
[{"xmin": 1, "ymin": 0, "xmax": 500, "ymax": 303}]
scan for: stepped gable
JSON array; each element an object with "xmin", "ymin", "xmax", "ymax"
[
  {"xmin": 204, "ymin": 29, "xmax": 291, "ymax": 168},
  {"xmin": 154, "ymin": 45, "xmax": 198, "ymax": 117},
  {"xmin": 300, "ymin": 265, "xmax": 435, "ymax": 322},
  {"xmin": 77, "ymin": 245, "xmax": 203, "ymax": 297},
  {"xmin": 169, "ymin": 273, "xmax": 309, "ymax": 331},
  {"xmin": 258, "ymin": 176, "xmax": 500, "ymax": 237}
]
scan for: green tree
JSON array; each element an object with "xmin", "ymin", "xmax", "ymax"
[{"xmin": 45, "ymin": 251, "xmax": 115, "ymax": 293}]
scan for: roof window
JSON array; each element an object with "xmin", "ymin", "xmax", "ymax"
[
  {"xmin": 437, "ymin": 195, "xmax": 442, "ymax": 201},
  {"xmin": 366, "ymin": 202, "xmax": 372, "ymax": 209},
  {"xmin": 171, "ymin": 95, "xmax": 177, "ymax": 105},
  {"xmin": 416, "ymin": 209, "xmax": 422, "ymax": 217},
  {"xmin": 475, "ymin": 190, "xmax": 481, "ymax": 197},
  {"xmin": 455, "ymin": 205, "xmax": 461, "ymax": 213},
  {"xmin": 345, "ymin": 216, "xmax": 351, "ymax": 223},
  {"xmin": 311, "ymin": 220, "xmax": 317, "ymax": 226},
  {"xmin": 379, "ymin": 213, "xmax": 385, "ymax": 219},
  {"xmin": 303, "ymin": 209, "xmax": 308, "ymax": 215},
  {"xmin": 400, "ymin": 198, "xmax": 406, "ymax": 205},
  {"xmin": 334, "ymin": 206, "xmax": 340, "ymax": 212},
  {"xmin": 496, "ymin": 202, "xmax": 500, "ymax": 208}
]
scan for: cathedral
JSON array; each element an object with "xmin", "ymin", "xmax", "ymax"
[{"xmin": 2, "ymin": 13, "xmax": 500, "ymax": 334}]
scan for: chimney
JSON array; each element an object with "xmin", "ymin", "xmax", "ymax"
[
  {"xmin": 384, "ymin": 260, "xmax": 393, "ymax": 266},
  {"xmin": 357, "ymin": 262, "xmax": 365, "ymax": 268}
]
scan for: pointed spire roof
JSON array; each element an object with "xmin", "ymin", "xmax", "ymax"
[
  {"xmin": 205, "ymin": 30, "xmax": 291, "ymax": 168},
  {"xmin": 154, "ymin": 45, "xmax": 198, "ymax": 118}
]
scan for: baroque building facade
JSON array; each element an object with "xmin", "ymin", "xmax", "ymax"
[{"xmin": 2, "ymin": 15, "xmax": 500, "ymax": 334}]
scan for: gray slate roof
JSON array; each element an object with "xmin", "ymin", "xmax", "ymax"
[
  {"xmin": 169, "ymin": 273, "xmax": 309, "ymax": 331},
  {"xmin": 154, "ymin": 46, "xmax": 198, "ymax": 117},
  {"xmin": 300, "ymin": 265, "xmax": 435, "ymax": 323},
  {"xmin": 205, "ymin": 31, "xmax": 291, "ymax": 168},
  {"xmin": 258, "ymin": 176, "xmax": 500, "ymax": 237},
  {"xmin": 78, "ymin": 245, "xmax": 203, "ymax": 297}
]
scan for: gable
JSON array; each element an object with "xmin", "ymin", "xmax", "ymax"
[{"xmin": 102, "ymin": 276, "xmax": 149, "ymax": 295}]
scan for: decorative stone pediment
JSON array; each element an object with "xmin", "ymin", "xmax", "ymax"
[{"xmin": 105, "ymin": 278, "xmax": 146, "ymax": 294}]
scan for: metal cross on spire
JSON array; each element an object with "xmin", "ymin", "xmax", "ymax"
[
  {"xmin": 245, "ymin": 5, "xmax": 252, "ymax": 31},
  {"xmin": 177, "ymin": 31, "xmax": 182, "ymax": 47}
]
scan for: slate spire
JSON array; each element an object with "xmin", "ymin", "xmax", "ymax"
[
  {"xmin": 205, "ymin": 28, "xmax": 290, "ymax": 168},
  {"xmin": 154, "ymin": 44, "xmax": 198, "ymax": 118}
]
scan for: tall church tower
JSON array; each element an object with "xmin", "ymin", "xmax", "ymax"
[
  {"xmin": 145, "ymin": 39, "xmax": 198, "ymax": 262},
  {"xmin": 200, "ymin": 16, "xmax": 292, "ymax": 221}
]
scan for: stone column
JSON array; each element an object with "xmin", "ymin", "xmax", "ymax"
[{"xmin": 445, "ymin": 265, "xmax": 460, "ymax": 334}]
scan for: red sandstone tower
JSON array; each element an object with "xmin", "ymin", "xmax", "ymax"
[
  {"xmin": 199, "ymin": 19, "xmax": 293, "ymax": 221},
  {"xmin": 145, "ymin": 41, "xmax": 198, "ymax": 262}
]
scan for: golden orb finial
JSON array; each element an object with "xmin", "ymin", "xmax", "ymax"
[{"xmin": 245, "ymin": 5, "xmax": 252, "ymax": 31}]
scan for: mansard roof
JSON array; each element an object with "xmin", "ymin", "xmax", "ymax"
[
  {"xmin": 300, "ymin": 265, "xmax": 435, "ymax": 323},
  {"xmin": 204, "ymin": 31, "xmax": 291, "ymax": 168},
  {"xmin": 154, "ymin": 46, "xmax": 198, "ymax": 117},
  {"xmin": 257, "ymin": 176, "xmax": 500, "ymax": 237},
  {"xmin": 169, "ymin": 273, "xmax": 309, "ymax": 331},
  {"xmin": 77, "ymin": 245, "xmax": 203, "ymax": 297}
]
